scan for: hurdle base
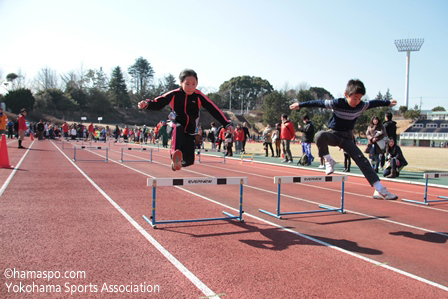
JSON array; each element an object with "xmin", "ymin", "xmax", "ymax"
[
  {"xmin": 143, "ymin": 211, "xmax": 243, "ymax": 228},
  {"xmin": 402, "ymin": 196, "xmax": 448, "ymax": 205},
  {"xmin": 259, "ymin": 205, "xmax": 344, "ymax": 219}
]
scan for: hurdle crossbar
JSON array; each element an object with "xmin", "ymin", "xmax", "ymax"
[
  {"xmin": 196, "ymin": 149, "xmax": 226, "ymax": 164},
  {"xmin": 73, "ymin": 146, "xmax": 109, "ymax": 162},
  {"xmin": 402, "ymin": 172, "xmax": 448, "ymax": 205},
  {"xmin": 259, "ymin": 175, "xmax": 347, "ymax": 219},
  {"xmin": 119, "ymin": 147, "xmax": 153, "ymax": 162},
  {"xmin": 142, "ymin": 177, "xmax": 247, "ymax": 228}
]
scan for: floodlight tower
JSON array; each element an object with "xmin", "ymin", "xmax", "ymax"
[{"xmin": 394, "ymin": 38, "xmax": 424, "ymax": 108}]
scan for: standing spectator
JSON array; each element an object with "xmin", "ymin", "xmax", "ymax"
[
  {"xmin": 224, "ymin": 127, "xmax": 233, "ymax": 156},
  {"xmin": 36, "ymin": 120, "xmax": 45, "ymax": 140},
  {"xmin": 62, "ymin": 122, "xmax": 69, "ymax": 140},
  {"xmin": 113, "ymin": 125, "xmax": 121, "ymax": 142},
  {"xmin": 280, "ymin": 114, "xmax": 295, "ymax": 163},
  {"xmin": 70, "ymin": 125, "xmax": 77, "ymax": 140},
  {"xmin": 272, "ymin": 123, "xmax": 281, "ymax": 157},
  {"xmin": 383, "ymin": 138, "xmax": 408, "ymax": 178},
  {"xmin": 17, "ymin": 108, "xmax": 27, "ymax": 149},
  {"xmin": 242, "ymin": 122, "xmax": 250, "ymax": 154},
  {"xmin": 122, "ymin": 126, "xmax": 129, "ymax": 142},
  {"xmin": 381, "ymin": 112, "xmax": 397, "ymax": 169},
  {"xmin": 233, "ymin": 124, "xmax": 244, "ymax": 154},
  {"xmin": 217, "ymin": 125, "xmax": 225, "ymax": 151},
  {"xmin": 298, "ymin": 115, "xmax": 315, "ymax": 165},
  {"xmin": 7, "ymin": 120, "xmax": 14, "ymax": 139},
  {"xmin": 88, "ymin": 123, "xmax": 95, "ymax": 140},
  {"xmin": 366, "ymin": 116, "xmax": 386, "ymax": 173},
  {"xmin": 0, "ymin": 107, "xmax": 7, "ymax": 136},
  {"xmin": 263, "ymin": 124, "xmax": 275, "ymax": 157},
  {"xmin": 209, "ymin": 122, "xmax": 217, "ymax": 150},
  {"xmin": 159, "ymin": 121, "xmax": 169, "ymax": 148}
]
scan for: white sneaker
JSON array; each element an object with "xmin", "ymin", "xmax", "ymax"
[
  {"xmin": 288, "ymin": 161, "xmax": 293, "ymax": 164},
  {"xmin": 373, "ymin": 188, "xmax": 398, "ymax": 200},
  {"xmin": 325, "ymin": 159, "xmax": 336, "ymax": 175},
  {"xmin": 318, "ymin": 165, "xmax": 325, "ymax": 169}
]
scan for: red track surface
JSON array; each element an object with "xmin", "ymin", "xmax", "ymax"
[{"xmin": 1, "ymin": 139, "xmax": 447, "ymax": 298}]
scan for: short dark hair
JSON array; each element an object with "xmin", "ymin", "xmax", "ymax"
[
  {"xmin": 20, "ymin": 108, "xmax": 27, "ymax": 113},
  {"xmin": 345, "ymin": 79, "xmax": 366, "ymax": 96},
  {"xmin": 281, "ymin": 114, "xmax": 288, "ymax": 119},
  {"xmin": 386, "ymin": 112, "xmax": 393, "ymax": 120},
  {"xmin": 302, "ymin": 115, "xmax": 309, "ymax": 121},
  {"xmin": 179, "ymin": 69, "xmax": 198, "ymax": 83}
]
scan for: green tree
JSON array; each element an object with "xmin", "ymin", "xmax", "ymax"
[
  {"xmin": 432, "ymin": 106, "xmax": 446, "ymax": 112},
  {"xmin": 4, "ymin": 88, "xmax": 35, "ymax": 113},
  {"xmin": 87, "ymin": 88, "xmax": 111, "ymax": 114},
  {"xmin": 261, "ymin": 91, "xmax": 289, "ymax": 125},
  {"xmin": 34, "ymin": 88, "xmax": 78, "ymax": 111},
  {"xmin": 207, "ymin": 93, "xmax": 227, "ymax": 109},
  {"xmin": 108, "ymin": 66, "xmax": 130, "ymax": 108},
  {"xmin": 309, "ymin": 87, "xmax": 334, "ymax": 100},
  {"xmin": 128, "ymin": 57, "xmax": 154, "ymax": 95},
  {"xmin": 219, "ymin": 76, "xmax": 273, "ymax": 113},
  {"xmin": 399, "ymin": 105, "xmax": 408, "ymax": 114},
  {"xmin": 85, "ymin": 67, "xmax": 108, "ymax": 91},
  {"xmin": 162, "ymin": 74, "xmax": 179, "ymax": 93},
  {"xmin": 404, "ymin": 104, "xmax": 421, "ymax": 121}
]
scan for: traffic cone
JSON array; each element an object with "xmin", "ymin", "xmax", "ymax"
[
  {"xmin": 281, "ymin": 152, "xmax": 284, "ymax": 158},
  {"xmin": 30, "ymin": 132, "xmax": 34, "ymax": 140},
  {"xmin": 0, "ymin": 134, "xmax": 12, "ymax": 168}
]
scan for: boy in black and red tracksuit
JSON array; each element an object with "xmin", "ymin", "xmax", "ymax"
[{"xmin": 138, "ymin": 69, "xmax": 232, "ymax": 171}]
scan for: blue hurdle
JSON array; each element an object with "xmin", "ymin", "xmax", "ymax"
[
  {"xmin": 259, "ymin": 175, "xmax": 347, "ymax": 219},
  {"xmin": 142, "ymin": 177, "xmax": 247, "ymax": 228},
  {"xmin": 402, "ymin": 172, "xmax": 448, "ymax": 205},
  {"xmin": 119, "ymin": 147, "xmax": 152, "ymax": 163},
  {"xmin": 196, "ymin": 149, "xmax": 226, "ymax": 164},
  {"xmin": 73, "ymin": 146, "xmax": 109, "ymax": 162}
]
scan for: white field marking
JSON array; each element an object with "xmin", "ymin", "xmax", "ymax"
[
  {"xmin": 51, "ymin": 142, "xmax": 220, "ymax": 299},
  {"xmin": 199, "ymin": 162, "xmax": 448, "ymax": 214},
  {"xmin": 80, "ymin": 148, "xmax": 448, "ymax": 291},
  {"xmin": 87, "ymin": 149, "xmax": 448, "ymax": 235},
  {"xmin": 80, "ymin": 148, "xmax": 448, "ymax": 292},
  {"xmin": 0, "ymin": 140, "xmax": 35, "ymax": 197}
]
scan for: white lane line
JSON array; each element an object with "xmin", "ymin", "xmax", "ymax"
[
  {"xmin": 81, "ymin": 148, "xmax": 448, "ymax": 291},
  {"xmin": 52, "ymin": 142, "xmax": 220, "ymax": 299},
  {"xmin": 0, "ymin": 141, "xmax": 35, "ymax": 197}
]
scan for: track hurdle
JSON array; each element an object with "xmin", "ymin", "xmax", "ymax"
[
  {"xmin": 196, "ymin": 149, "xmax": 226, "ymax": 164},
  {"xmin": 259, "ymin": 175, "xmax": 347, "ymax": 219},
  {"xmin": 119, "ymin": 147, "xmax": 152, "ymax": 163},
  {"xmin": 142, "ymin": 177, "xmax": 247, "ymax": 228},
  {"xmin": 240, "ymin": 154, "xmax": 254, "ymax": 164},
  {"xmin": 402, "ymin": 172, "xmax": 448, "ymax": 205},
  {"xmin": 73, "ymin": 146, "xmax": 109, "ymax": 162}
]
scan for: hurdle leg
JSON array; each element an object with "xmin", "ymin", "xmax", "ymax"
[
  {"xmin": 222, "ymin": 180, "xmax": 244, "ymax": 222},
  {"xmin": 319, "ymin": 180, "xmax": 345, "ymax": 213},
  {"xmin": 259, "ymin": 183, "xmax": 282, "ymax": 219},
  {"xmin": 402, "ymin": 177, "xmax": 430, "ymax": 205},
  {"xmin": 105, "ymin": 148, "xmax": 109, "ymax": 162},
  {"xmin": 73, "ymin": 146, "xmax": 77, "ymax": 161},
  {"xmin": 142, "ymin": 184, "xmax": 157, "ymax": 228},
  {"xmin": 120, "ymin": 147, "xmax": 124, "ymax": 162}
]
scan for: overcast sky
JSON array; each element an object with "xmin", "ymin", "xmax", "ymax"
[{"xmin": 1, "ymin": 0, "xmax": 447, "ymax": 110}]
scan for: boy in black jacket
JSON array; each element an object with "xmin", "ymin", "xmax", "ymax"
[{"xmin": 298, "ymin": 115, "xmax": 315, "ymax": 166}]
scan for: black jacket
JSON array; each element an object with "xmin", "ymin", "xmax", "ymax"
[
  {"xmin": 299, "ymin": 121, "xmax": 315, "ymax": 143},
  {"xmin": 383, "ymin": 120, "xmax": 397, "ymax": 142},
  {"xmin": 144, "ymin": 88, "xmax": 230, "ymax": 135},
  {"xmin": 386, "ymin": 145, "xmax": 408, "ymax": 167}
]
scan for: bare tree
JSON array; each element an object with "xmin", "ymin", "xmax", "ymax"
[{"xmin": 35, "ymin": 67, "xmax": 59, "ymax": 91}]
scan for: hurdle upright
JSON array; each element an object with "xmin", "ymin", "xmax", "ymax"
[
  {"xmin": 402, "ymin": 172, "xmax": 448, "ymax": 205},
  {"xmin": 73, "ymin": 146, "xmax": 109, "ymax": 162},
  {"xmin": 196, "ymin": 149, "xmax": 226, "ymax": 164},
  {"xmin": 143, "ymin": 177, "xmax": 247, "ymax": 228},
  {"xmin": 259, "ymin": 175, "xmax": 347, "ymax": 219},
  {"xmin": 119, "ymin": 147, "xmax": 152, "ymax": 163}
]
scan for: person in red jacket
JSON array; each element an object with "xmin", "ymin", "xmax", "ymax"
[
  {"xmin": 233, "ymin": 124, "xmax": 244, "ymax": 154},
  {"xmin": 88, "ymin": 123, "xmax": 95, "ymax": 141},
  {"xmin": 280, "ymin": 114, "xmax": 295, "ymax": 163},
  {"xmin": 61, "ymin": 122, "xmax": 69, "ymax": 140},
  {"xmin": 17, "ymin": 108, "xmax": 27, "ymax": 149},
  {"xmin": 138, "ymin": 69, "xmax": 232, "ymax": 171}
]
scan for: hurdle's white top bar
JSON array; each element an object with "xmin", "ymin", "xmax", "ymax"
[
  {"xmin": 274, "ymin": 175, "xmax": 347, "ymax": 184},
  {"xmin": 424, "ymin": 172, "xmax": 448, "ymax": 179},
  {"xmin": 75, "ymin": 146, "xmax": 107, "ymax": 149},
  {"xmin": 147, "ymin": 177, "xmax": 247, "ymax": 187}
]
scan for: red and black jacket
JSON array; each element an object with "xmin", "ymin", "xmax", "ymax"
[{"xmin": 144, "ymin": 88, "xmax": 230, "ymax": 135}]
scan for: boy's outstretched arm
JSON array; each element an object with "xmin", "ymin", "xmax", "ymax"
[
  {"xmin": 290, "ymin": 102, "xmax": 300, "ymax": 110},
  {"xmin": 389, "ymin": 100, "xmax": 397, "ymax": 106}
]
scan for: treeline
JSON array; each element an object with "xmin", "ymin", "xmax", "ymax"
[{"xmin": 0, "ymin": 56, "xmax": 413, "ymax": 135}]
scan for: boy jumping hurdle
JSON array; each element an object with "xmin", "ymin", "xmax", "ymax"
[{"xmin": 289, "ymin": 79, "xmax": 398, "ymax": 200}]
